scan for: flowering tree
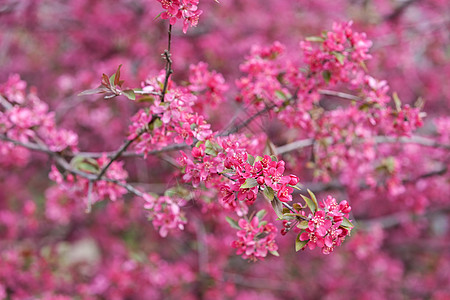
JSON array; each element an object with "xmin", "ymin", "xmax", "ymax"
[{"xmin": 0, "ymin": 0, "xmax": 449, "ymax": 299}]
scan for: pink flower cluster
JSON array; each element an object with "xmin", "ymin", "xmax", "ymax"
[
  {"xmin": 236, "ymin": 41, "xmax": 289, "ymax": 111},
  {"xmin": 157, "ymin": 0, "xmax": 203, "ymax": 33},
  {"xmin": 188, "ymin": 62, "xmax": 228, "ymax": 109},
  {"xmin": 223, "ymin": 154, "xmax": 299, "ymax": 204},
  {"xmin": 128, "ymin": 84, "xmax": 213, "ymax": 157},
  {"xmin": 231, "ymin": 216, "xmax": 278, "ymax": 261},
  {"xmin": 143, "ymin": 194, "xmax": 187, "ymax": 237},
  {"xmin": 177, "ymin": 133, "xmax": 299, "ymax": 214},
  {"xmin": 0, "ymin": 75, "xmax": 78, "ymax": 155},
  {"xmin": 301, "ymin": 21, "xmax": 372, "ymax": 86},
  {"xmin": 299, "ymin": 196, "xmax": 352, "ymax": 254},
  {"xmin": 48, "ymin": 156, "xmax": 128, "ymax": 208}
]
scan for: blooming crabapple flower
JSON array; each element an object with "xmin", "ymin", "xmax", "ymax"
[
  {"xmin": 191, "ymin": 144, "xmax": 205, "ymax": 158},
  {"xmin": 182, "ymin": 9, "xmax": 202, "ymax": 34},
  {"xmin": 174, "ymin": 122, "xmax": 194, "ymax": 145},
  {"xmin": 219, "ymin": 184, "xmax": 236, "ymax": 206},
  {"xmin": 308, "ymin": 210, "xmax": 332, "ymax": 237},
  {"xmin": 232, "ymin": 217, "xmax": 278, "ymax": 261},
  {"xmin": 277, "ymin": 184, "xmax": 293, "ymax": 202},
  {"xmin": 188, "ymin": 62, "xmax": 228, "ymax": 108},
  {"xmin": 143, "ymin": 194, "xmax": 186, "ymax": 238},
  {"xmin": 48, "ymin": 156, "xmax": 128, "ymax": 207},
  {"xmin": 157, "ymin": 0, "xmax": 203, "ymax": 33},
  {"xmin": 300, "ymin": 196, "xmax": 352, "ymax": 254},
  {"xmin": 0, "ymin": 74, "xmax": 27, "ymax": 104}
]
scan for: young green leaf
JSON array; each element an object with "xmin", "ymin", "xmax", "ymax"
[
  {"xmin": 225, "ymin": 217, "xmax": 241, "ymax": 230},
  {"xmin": 78, "ymin": 86, "xmax": 108, "ymax": 96},
  {"xmin": 297, "ymin": 220, "xmax": 309, "ymax": 229},
  {"xmin": 341, "ymin": 217, "xmax": 354, "ymax": 229},
  {"xmin": 296, "ymin": 232, "xmax": 308, "ymax": 252},
  {"xmin": 332, "ymin": 51, "xmax": 346, "ymax": 65},
  {"xmin": 247, "ymin": 154, "xmax": 255, "ymax": 165},
  {"xmin": 269, "ymin": 250, "xmax": 280, "ymax": 257},
  {"xmin": 271, "ymin": 197, "xmax": 284, "ymax": 219},
  {"xmin": 263, "ymin": 186, "xmax": 274, "ymax": 201},
  {"xmin": 305, "ymin": 36, "xmax": 325, "ymax": 42},
  {"xmin": 114, "ymin": 64, "xmax": 122, "ymax": 86},
  {"xmin": 300, "ymin": 194, "xmax": 317, "ymax": 213},
  {"xmin": 255, "ymin": 209, "xmax": 267, "ymax": 221},
  {"xmin": 122, "ymin": 89, "xmax": 135, "ymax": 100},
  {"xmin": 307, "ymin": 189, "xmax": 319, "ymax": 210},
  {"xmin": 240, "ymin": 178, "xmax": 258, "ymax": 189},
  {"xmin": 322, "ymin": 70, "xmax": 331, "ymax": 84}
]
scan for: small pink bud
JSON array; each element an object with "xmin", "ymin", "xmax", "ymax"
[
  {"xmin": 289, "ymin": 175, "xmax": 299, "ymax": 185},
  {"xmin": 256, "ymin": 176, "xmax": 265, "ymax": 185},
  {"xmin": 339, "ymin": 200, "xmax": 351, "ymax": 213}
]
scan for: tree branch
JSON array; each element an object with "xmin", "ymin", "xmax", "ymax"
[
  {"xmin": 276, "ymin": 135, "xmax": 450, "ymax": 155},
  {"xmin": 95, "ymin": 131, "xmax": 144, "ymax": 180},
  {"xmin": 161, "ymin": 24, "xmax": 173, "ymax": 103}
]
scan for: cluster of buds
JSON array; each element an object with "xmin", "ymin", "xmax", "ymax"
[{"xmin": 143, "ymin": 193, "xmax": 187, "ymax": 238}]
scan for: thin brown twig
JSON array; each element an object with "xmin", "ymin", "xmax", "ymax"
[
  {"xmin": 161, "ymin": 24, "xmax": 173, "ymax": 103},
  {"xmin": 75, "ymin": 142, "xmax": 189, "ymax": 158},
  {"xmin": 95, "ymin": 131, "xmax": 144, "ymax": 180}
]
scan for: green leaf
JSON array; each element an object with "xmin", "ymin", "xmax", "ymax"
[
  {"xmin": 109, "ymin": 73, "xmax": 116, "ymax": 87},
  {"xmin": 256, "ymin": 209, "xmax": 267, "ymax": 221},
  {"xmin": 122, "ymin": 89, "xmax": 135, "ymax": 100},
  {"xmin": 205, "ymin": 140, "xmax": 218, "ymax": 156},
  {"xmin": 296, "ymin": 232, "xmax": 308, "ymax": 252},
  {"xmin": 341, "ymin": 217, "xmax": 354, "ymax": 229},
  {"xmin": 393, "ymin": 92, "xmax": 401, "ymax": 112},
  {"xmin": 70, "ymin": 156, "xmax": 100, "ymax": 174},
  {"xmin": 153, "ymin": 12, "xmax": 162, "ymax": 21},
  {"xmin": 275, "ymin": 90, "xmax": 287, "ymax": 100},
  {"xmin": 269, "ymin": 250, "xmax": 280, "ymax": 257},
  {"xmin": 240, "ymin": 178, "xmax": 258, "ymax": 189},
  {"xmin": 247, "ymin": 154, "xmax": 255, "ymax": 166},
  {"xmin": 322, "ymin": 70, "xmax": 331, "ymax": 84},
  {"xmin": 271, "ymin": 197, "xmax": 284, "ymax": 219},
  {"xmin": 222, "ymin": 168, "xmax": 235, "ymax": 174},
  {"xmin": 307, "ymin": 189, "xmax": 319, "ymax": 210},
  {"xmin": 150, "ymin": 118, "xmax": 163, "ymax": 129},
  {"xmin": 297, "ymin": 220, "xmax": 309, "ymax": 229},
  {"xmin": 205, "ymin": 140, "xmax": 222, "ymax": 157},
  {"xmin": 254, "ymin": 156, "xmax": 264, "ymax": 163},
  {"xmin": 291, "ymin": 185, "xmax": 302, "ymax": 191},
  {"xmin": 300, "ymin": 194, "xmax": 317, "ymax": 213},
  {"xmin": 263, "ymin": 186, "xmax": 274, "ymax": 202},
  {"xmin": 225, "ymin": 217, "xmax": 241, "ymax": 230},
  {"xmin": 101, "ymin": 73, "xmax": 110, "ymax": 88},
  {"xmin": 78, "ymin": 162, "xmax": 99, "ymax": 173},
  {"xmin": 293, "ymin": 203, "xmax": 303, "ymax": 211},
  {"xmin": 78, "ymin": 86, "xmax": 108, "ymax": 96},
  {"xmin": 164, "ymin": 186, "xmax": 191, "ymax": 199},
  {"xmin": 114, "ymin": 65, "xmax": 122, "ymax": 86},
  {"xmin": 332, "ymin": 51, "xmax": 346, "ymax": 65},
  {"xmin": 305, "ymin": 36, "xmax": 325, "ymax": 42}
]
